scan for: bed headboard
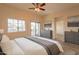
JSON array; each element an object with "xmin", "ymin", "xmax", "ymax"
[{"xmin": 40, "ymin": 30, "xmax": 52, "ymax": 39}]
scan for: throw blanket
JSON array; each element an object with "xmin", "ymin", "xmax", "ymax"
[{"xmin": 27, "ymin": 37, "xmax": 60, "ymax": 55}]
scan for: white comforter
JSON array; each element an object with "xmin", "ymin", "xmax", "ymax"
[{"xmin": 14, "ymin": 38, "xmax": 48, "ymax": 55}]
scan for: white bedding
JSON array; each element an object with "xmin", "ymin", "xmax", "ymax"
[
  {"xmin": 0, "ymin": 40, "xmax": 24, "ymax": 55},
  {"xmin": 0, "ymin": 34, "xmax": 63, "ymax": 55},
  {"xmin": 14, "ymin": 38, "xmax": 48, "ymax": 55}
]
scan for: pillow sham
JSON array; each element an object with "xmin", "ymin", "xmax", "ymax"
[{"xmin": 1, "ymin": 35, "xmax": 10, "ymax": 43}]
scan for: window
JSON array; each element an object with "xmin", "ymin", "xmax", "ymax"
[
  {"xmin": 31, "ymin": 22, "xmax": 40, "ymax": 36},
  {"xmin": 8, "ymin": 18, "xmax": 25, "ymax": 32}
]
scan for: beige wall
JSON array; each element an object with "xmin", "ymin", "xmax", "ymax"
[{"xmin": 0, "ymin": 4, "xmax": 45, "ymax": 39}]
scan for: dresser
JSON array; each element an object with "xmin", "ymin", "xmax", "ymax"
[{"xmin": 65, "ymin": 31, "xmax": 79, "ymax": 45}]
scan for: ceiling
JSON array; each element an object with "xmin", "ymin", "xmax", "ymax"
[{"xmin": 5, "ymin": 3, "xmax": 79, "ymax": 15}]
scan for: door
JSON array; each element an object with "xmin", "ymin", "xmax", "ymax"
[{"xmin": 55, "ymin": 18, "xmax": 64, "ymax": 41}]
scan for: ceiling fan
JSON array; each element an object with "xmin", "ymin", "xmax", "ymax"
[{"xmin": 29, "ymin": 3, "xmax": 46, "ymax": 12}]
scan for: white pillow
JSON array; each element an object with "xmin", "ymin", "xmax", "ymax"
[{"xmin": 1, "ymin": 35, "xmax": 10, "ymax": 43}]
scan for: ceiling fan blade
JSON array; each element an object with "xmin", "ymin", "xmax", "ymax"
[
  {"xmin": 40, "ymin": 3, "xmax": 45, "ymax": 7},
  {"xmin": 32, "ymin": 3, "xmax": 36, "ymax": 6},
  {"xmin": 36, "ymin": 3, "xmax": 40, "ymax": 7},
  {"xmin": 32, "ymin": 3, "xmax": 40, "ymax": 7},
  {"xmin": 40, "ymin": 8, "xmax": 45, "ymax": 11},
  {"xmin": 29, "ymin": 8, "xmax": 35, "ymax": 9}
]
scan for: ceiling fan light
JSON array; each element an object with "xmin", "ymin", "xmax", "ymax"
[{"xmin": 35, "ymin": 8, "xmax": 40, "ymax": 12}]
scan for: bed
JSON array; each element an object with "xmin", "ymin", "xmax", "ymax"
[{"xmin": 0, "ymin": 34, "xmax": 64, "ymax": 55}]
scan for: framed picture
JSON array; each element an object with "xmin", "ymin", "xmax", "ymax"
[{"xmin": 67, "ymin": 16, "xmax": 79, "ymax": 27}]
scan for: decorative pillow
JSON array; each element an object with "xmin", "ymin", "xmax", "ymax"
[{"xmin": 1, "ymin": 35, "xmax": 10, "ymax": 43}]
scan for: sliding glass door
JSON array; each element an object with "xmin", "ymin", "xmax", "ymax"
[
  {"xmin": 35, "ymin": 22, "xmax": 40, "ymax": 36},
  {"xmin": 31, "ymin": 22, "xmax": 40, "ymax": 36}
]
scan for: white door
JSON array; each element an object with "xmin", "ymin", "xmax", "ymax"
[{"xmin": 55, "ymin": 19, "xmax": 64, "ymax": 41}]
